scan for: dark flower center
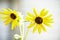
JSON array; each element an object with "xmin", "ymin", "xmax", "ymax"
[
  {"xmin": 35, "ymin": 17, "xmax": 43, "ymax": 24},
  {"xmin": 10, "ymin": 13, "xmax": 16, "ymax": 19}
]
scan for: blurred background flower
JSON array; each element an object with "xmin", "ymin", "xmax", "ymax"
[{"xmin": 0, "ymin": 0, "xmax": 22, "ymax": 40}]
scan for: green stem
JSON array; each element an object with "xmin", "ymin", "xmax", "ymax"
[
  {"xmin": 24, "ymin": 29, "xmax": 29, "ymax": 40},
  {"xmin": 20, "ymin": 25, "xmax": 23, "ymax": 40}
]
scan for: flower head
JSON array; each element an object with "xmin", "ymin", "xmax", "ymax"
[
  {"xmin": 1, "ymin": 8, "xmax": 21, "ymax": 30},
  {"xmin": 26, "ymin": 8, "xmax": 53, "ymax": 33}
]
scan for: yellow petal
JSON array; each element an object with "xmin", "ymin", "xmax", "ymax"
[
  {"xmin": 33, "ymin": 24, "xmax": 38, "ymax": 33},
  {"xmin": 11, "ymin": 20, "xmax": 18, "ymax": 30},
  {"xmin": 43, "ymin": 14, "xmax": 53, "ymax": 23},
  {"xmin": 2, "ymin": 17, "xmax": 7, "ymax": 21},
  {"xmin": 40, "ymin": 9, "xmax": 48, "ymax": 17},
  {"xmin": 44, "ymin": 18, "xmax": 53, "ymax": 23},
  {"xmin": 44, "ymin": 17, "xmax": 53, "ymax": 20},
  {"xmin": 17, "ymin": 22, "xmax": 20, "ymax": 27},
  {"xmin": 2, "ymin": 8, "xmax": 10, "ymax": 15},
  {"xmin": 40, "ymin": 9, "xmax": 45, "ymax": 16},
  {"xmin": 27, "ymin": 12, "xmax": 35, "ymax": 18},
  {"xmin": 28, "ymin": 23, "xmax": 35, "ymax": 29},
  {"xmin": 44, "ymin": 14, "xmax": 52, "ymax": 19},
  {"xmin": 0, "ymin": 12, "xmax": 3, "ymax": 14},
  {"xmin": 13, "ymin": 10, "xmax": 17, "ymax": 14},
  {"xmin": 33, "ymin": 8, "xmax": 38, "ymax": 16},
  {"xmin": 46, "ymin": 20, "xmax": 53, "ymax": 23},
  {"xmin": 4, "ymin": 18, "xmax": 11, "ymax": 25},
  {"xmin": 38, "ymin": 25, "xmax": 41, "ymax": 33},
  {"xmin": 26, "ymin": 16, "xmax": 34, "ymax": 22},
  {"xmin": 40, "ymin": 24, "xmax": 46, "ymax": 32},
  {"xmin": 1, "ymin": 15, "xmax": 8, "ymax": 20},
  {"xmin": 43, "ymin": 22, "xmax": 51, "ymax": 27},
  {"xmin": 15, "ymin": 17, "xmax": 20, "ymax": 27},
  {"xmin": 8, "ymin": 8, "xmax": 12, "ymax": 12},
  {"xmin": 2, "ymin": 8, "xmax": 8, "ymax": 11}
]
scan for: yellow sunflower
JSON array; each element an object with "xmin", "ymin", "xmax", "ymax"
[
  {"xmin": 26, "ymin": 8, "xmax": 53, "ymax": 33},
  {"xmin": 1, "ymin": 8, "xmax": 20, "ymax": 30}
]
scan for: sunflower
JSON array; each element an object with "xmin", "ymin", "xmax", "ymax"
[
  {"xmin": 26, "ymin": 8, "xmax": 53, "ymax": 33},
  {"xmin": 1, "ymin": 8, "xmax": 20, "ymax": 30}
]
